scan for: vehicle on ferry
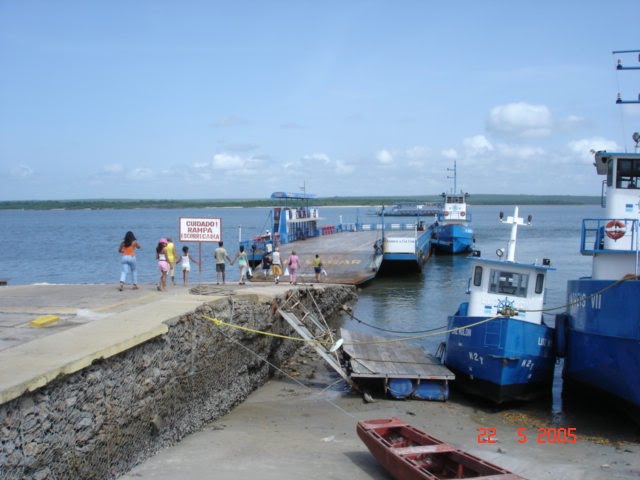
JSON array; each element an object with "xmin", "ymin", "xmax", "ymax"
[
  {"xmin": 430, "ymin": 162, "xmax": 475, "ymax": 254},
  {"xmin": 443, "ymin": 207, "xmax": 555, "ymax": 403},
  {"xmin": 556, "ymin": 149, "xmax": 640, "ymax": 415}
]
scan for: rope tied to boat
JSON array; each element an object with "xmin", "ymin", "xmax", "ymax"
[
  {"xmin": 520, "ymin": 273, "xmax": 640, "ymax": 313},
  {"xmin": 204, "ymin": 313, "xmax": 506, "ymax": 346}
]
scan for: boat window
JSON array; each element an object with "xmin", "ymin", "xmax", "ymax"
[
  {"xmin": 473, "ymin": 266, "xmax": 483, "ymax": 286},
  {"xmin": 616, "ymin": 158, "xmax": 639, "ymax": 189},
  {"xmin": 535, "ymin": 273, "xmax": 544, "ymax": 294},
  {"xmin": 607, "ymin": 160, "xmax": 614, "ymax": 187},
  {"xmin": 488, "ymin": 269, "xmax": 529, "ymax": 297}
]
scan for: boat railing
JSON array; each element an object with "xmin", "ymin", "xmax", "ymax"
[
  {"xmin": 580, "ymin": 218, "xmax": 639, "ymax": 254},
  {"xmin": 341, "ymin": 222, "xmax": 419, "ymax": 233}
]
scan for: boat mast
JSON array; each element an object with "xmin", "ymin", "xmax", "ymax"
[
  {"xmin": 447, "ymin": 160, "xmax": 457, "ymax": 193},
  {"xmin": 499, "ymin": 206, "xmax": 531, "ymax": 262},
  {"xmin": 614, "ymin": 50, "xmax": 640, "ymax": 152}
]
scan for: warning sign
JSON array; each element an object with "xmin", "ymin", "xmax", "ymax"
[{"xmin": 179, "ymin": 217, "xmax": 221, "ymax": 243}]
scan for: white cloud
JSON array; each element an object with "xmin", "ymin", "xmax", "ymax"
[
  {"xmin": 301, "ymin": 153, "xmax": 331, "ymax": 165},
  {"xmin": 335, "ymin": 160, "xmax": 355, "ymax": 175},
  {"xmin": 103, "ymin": 163, "xmax": 124, "ymax": 174},
  {"xmin": 376, "ymin": 149, "xmax": 394, "ymax": 165},
  {"xmin": 211, "ymin": 153, "xmax": 245, "ymax": 170},
  {"xmin": 487, "ymin": 102, "xmax": 553, "ymax": 138},
  {"xmin": 10, "ymin": 163, "xmax": 34, "ymax": 178},
  {"xmin": 126, "ymin": 168, "xmax": 154, "ymax": 180},
  {"xmin": 405, "ymin": 146, "xmax": 430, "ymax": 160},
  {"xmin": 441, "ymin": 148, "xmax": 458, "ymax": 159},
  {"xmin": 463, "ymin": 134, "xmax": 494, "ymax": 156},
  {"xmin": 559, "ymin": 114, "xmax": 587, "ymax": 130},
  {"xmin": 496, "ymin": 143, "xmax": 545, "ymax": 159},
  {"xmin": 566, "ymin": 137, "xmax": 620, "ymax": 163}
]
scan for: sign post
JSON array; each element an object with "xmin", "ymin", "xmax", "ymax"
[{"xmin": 179, "ymin": 217, "xmax": 222, "ymax": 284}]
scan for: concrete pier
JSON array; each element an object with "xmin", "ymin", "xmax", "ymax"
[{"xmin": 0, "ymin": 282, "xmax": 356, "ymax": 479}]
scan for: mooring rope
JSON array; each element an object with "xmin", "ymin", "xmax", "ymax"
[
  {"xmin": 205, "ymin": 309, "xmax": 359, "ymax": 420},
  {"xmin": 203, "ymin": 313, "xmax": 505, "ymax": 346},
  {"xmin": 520, "ymin": 274, "xmax": 639, "ymax": 313}
]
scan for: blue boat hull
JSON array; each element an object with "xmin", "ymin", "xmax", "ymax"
[
  {"xmin": 444, "ymin": 312, "xmax": 555, "ymax": 403},
  {"xmin": 563, "ymin": 279, "xmax": 640, "ymax": 408},
  {"xmin": 431, "ymin": 224, "xmax": 474, "ymax": 254}
]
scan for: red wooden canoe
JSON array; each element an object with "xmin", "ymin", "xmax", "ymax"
[{"xmin": 357, "ymin": 418, "xmax": 526, "ymax": 480}]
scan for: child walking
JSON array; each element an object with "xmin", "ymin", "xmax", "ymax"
[
  {"xmin": 177, "ymin": 246, "xmax": 200, "ymax": 286},
  {"xmin": 156, "ymin": 239, "xmax": 169, "ymax": 291}
]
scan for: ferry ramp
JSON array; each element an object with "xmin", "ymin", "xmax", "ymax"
[{"xmin": 252, "ymin": 230, "xmax": 383, "ymax": 285}]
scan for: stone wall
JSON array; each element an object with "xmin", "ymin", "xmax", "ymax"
[{"xmin": 0, "ymin": 285, "xmax": 356, "ymax": 480}]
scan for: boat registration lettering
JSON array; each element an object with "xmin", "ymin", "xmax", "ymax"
[
  {"xmin": 590, "ymin": 293, "xmax": 602, "ymax": 310},
  {"xmin": 537, "ymin": 337, "xmax": 552, "ymax": 347},
  {"xmin": 451, "ymin": 327, "xmax": 471, "ymax": 337},
  {"xmin": 569, "ymin": 292, "xmax": 587, "ymax": 309},
  {"xmin": 468, "ymin": 351, "xmax": 483, "ymax": 364},
  {"xmin": 520, "ymin": 359, "xmax": 534, "ymax": 370},
  {"xmin": 569, "ymin": 292, "xmax": 601, "ymax": 310}
]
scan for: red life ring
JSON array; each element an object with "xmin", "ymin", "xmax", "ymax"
[
  {"xmin": 444, "ymin": 211, "xmax": 450, "ymax": 216},
  {"xmin": 460, "ymin": 211, "xmax": 466, "ymax": 217},
  {"xmin": 605, "ymin": 220, "xmax": 626, "ymax": 240}
]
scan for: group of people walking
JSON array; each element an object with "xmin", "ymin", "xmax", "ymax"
[
  {"xmin": 118, "ymin": 232, "xmax": 199, "ymax": 291},
  {"xmin": 118, "ymin": 231, "xmax": 324, "ymax": 290}
]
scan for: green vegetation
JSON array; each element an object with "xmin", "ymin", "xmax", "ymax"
[{"xmin": 0, "ymin": 195, "xmax": 600, "ymax": 211}]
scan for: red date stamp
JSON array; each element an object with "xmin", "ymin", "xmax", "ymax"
[{"xmin": 477, "ymin": 427, "xmax": 577, "ymax": 444}]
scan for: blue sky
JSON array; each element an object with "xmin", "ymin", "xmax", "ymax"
[{"xmin": 2, "ymin": 1, "xmax": 640, "ymax": 200}]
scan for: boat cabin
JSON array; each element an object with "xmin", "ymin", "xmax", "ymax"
[
  {"xmin": 582, "ymin": 152, "xmax": 640, "ymax": 278},
  {"xmin": 464, "ymin": 257, "xmax": 553, "ymax": 324},
  {"xmin": 439, "ymin": 193, "xmax": 470, "ymax": 223},
  {"xmin": 270, "ymin": 191, "xmax": 323, "ymax": 244}
]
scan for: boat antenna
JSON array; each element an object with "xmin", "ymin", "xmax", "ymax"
[
  {"xmin": 447, "ymin": 160, "xmax": 457, "ymax": 193},
  {"xmin": 613, "ymin": 50, "xmax": 640, "ymax": 152},
  {"xmin": 498, "ymin": 206, "xmax": 532, "ymax": 262}
]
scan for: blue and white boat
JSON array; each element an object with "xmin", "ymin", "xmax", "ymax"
[
  {"xmin": 557, "ymin": 149, "xmax": 640, "ymax": 414},
  {"xmin": 380, "ymin": 218, "xmax": 434, "ymax": 273},
  {"xmin": 555, "ymin": 52, "xmax": 640, "ymax": 418},
  {"xmin": 444, "ymin": 207, "xmax": 556, "ymax": 403},
  {"xmin": 430, "ymin": 162, "xmax": 475, "ymax": 254}
]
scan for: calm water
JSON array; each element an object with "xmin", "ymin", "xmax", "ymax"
[{"xmin": 5, "ymin": 203, "xmax": 637, "ymax": 435}]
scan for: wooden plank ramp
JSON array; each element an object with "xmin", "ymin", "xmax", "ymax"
[
  {"xmin": 277, "ymin": 308, "xmax": 359, "ymax": 391},
  {"xmin": 340, "ymin": 329, "xmax": 454, "ymax": 381}
]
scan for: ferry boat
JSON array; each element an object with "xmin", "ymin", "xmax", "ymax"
[
  {"xmin": 380, "ymin": 219, "xmax": 434, "ymax": 273},
  {"xmin": 444, "ymin": 207, "xmax": 555, "ymax": 403},
  {"xmin": 373, "ymin": 201, "xmax": 441, "ymax": 217},
  {"xmin": 557, "ymin": 149, "xmax": 640, "ymax": 413},
  {"xmin": 240, "ymin": 191, "xmax": 384, "ymax": 285},
  {"xmin": 430, "ymin": 162, "xmax": 475, "ymax": 254},
  {"xmin": 555, "ymin": 52, "xmax": 640, "ymax": 418},
  {"xmin": 242, "ymin": 192, "xmax": 439, "ymax": 282}
]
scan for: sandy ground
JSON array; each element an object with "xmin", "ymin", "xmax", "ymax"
[{"xmin": 121, "ymin": 344, "xmax": 640, "ymax": 480}]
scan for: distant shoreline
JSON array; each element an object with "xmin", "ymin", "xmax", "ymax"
[{"xmin": 0, "ymin": 195, "xmax": 600, "ymax": 211}]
